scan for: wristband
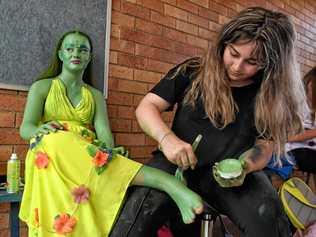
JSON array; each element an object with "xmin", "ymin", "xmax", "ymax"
[{"xmin": 158, "ymin": 132, "xmax": 172, "ymax": 151}]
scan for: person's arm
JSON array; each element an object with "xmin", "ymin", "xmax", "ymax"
[
  {"xmin": 135, "ymin": 92, "xmax": 197, "ymax": 170},
  {"xmin": 239, "ymin": 139, "xmax": 273, "ymax": 174},
  {"xmin": 90, "ymin": 87, "xmax": 114, "ymax": 148},
  {"xmin": 20, "ymin": 79, "xmax": 63, "ymax": 140},
  {"xmin": 287, "ymin": 128, "xmax": 316, "ymax": 142}
]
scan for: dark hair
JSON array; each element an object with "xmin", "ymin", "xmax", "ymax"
[{"xmin": 36, "ymin": 30, "xmax": 93, "ymax": 85}]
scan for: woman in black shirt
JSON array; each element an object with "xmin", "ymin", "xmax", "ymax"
[{"xmin": 110, "ymin": 7, "xmax": 306, "ymax": 237}]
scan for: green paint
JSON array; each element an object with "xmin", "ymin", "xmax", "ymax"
[{"xmin": 217, "ymin": 159, "xmax": 242, "ymax": 179}]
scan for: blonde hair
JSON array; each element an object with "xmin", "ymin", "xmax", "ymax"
[{"xmin": 174, "ymin": 7, "xmax": 307, "ymax": 159}]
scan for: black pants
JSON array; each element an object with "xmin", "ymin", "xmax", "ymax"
[
  {"xmin": 109, "ymin": 153, "xmax": 291, "ymax": 237},
  {"xmin": 290, "ymin": 148, "xmax": 316, "ymax": 173}
]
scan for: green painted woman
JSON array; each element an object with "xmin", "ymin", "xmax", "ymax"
[{"xmin": 19, "ymin": 31, "xmax": 203, "ymax": 237}]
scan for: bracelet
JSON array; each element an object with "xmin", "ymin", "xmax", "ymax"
[{"xmin": 158, "ymin": 132, "xmax": 172, "ymax": 151}]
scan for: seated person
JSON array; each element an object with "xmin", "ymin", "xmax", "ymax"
[
  {"xmin": 18, "ymin": 30, "xmax": 203, "ymax": 237},
  {"xmin": 265, "ymin": 67, "xmax": 316, "ymax": 180}
]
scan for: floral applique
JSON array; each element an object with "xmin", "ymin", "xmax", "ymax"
[
  {"xmin": 71, "ymin": 185, "xmax": 90, "ymax": 204},
  {"xmin": 30, "ymin": 135, "xmax": 43, "ymax": 150},
  {"xmin": 81, "ymin": 129, "xmax": 94, "ymax": 143},
  {"xmin": 86, "ymin": 141, "xmax": 114, "ymax": 175},
  {"xmin": 35, "ymin": 152, "xmax": 49, "ymax": 169},
  {"xmin": 53, "ymin": 213, "xmax": 77, "ymax": 235}
]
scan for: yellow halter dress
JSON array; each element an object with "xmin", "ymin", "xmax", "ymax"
[{"xmin": 19, "ymin": 79, "xmax": 142, "ymax": 236}]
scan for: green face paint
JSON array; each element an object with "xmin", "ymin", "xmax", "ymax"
[
  {"xmin": 59, "ymin": 33, "xmax": 91, "ymax": 72},
  {"xmin": 217, "ymin": 159, "xmax": 242, "ymax": 179}
]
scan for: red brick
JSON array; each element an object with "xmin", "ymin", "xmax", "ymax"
[
  {"xmin": 135, "ymin": 44, "xmax": 188, "ymax": 64},
  {"xmin": 117, "ymin": 79, "xmax": 148, "ymax": 95},
  {"xmin": 111, "ymin": 10, "xmax": 135, "ymax": 28},
  {"xmin": 15, "ymin": 112, "xmax": 23, "ymax": 128},
  {"xmin": 130, "ymin": 145, "xmax": 156, "ymax": 158},
  {"xmin": 198, "ymin": 7, "xmax": 219, "ymax": 22},
  {"xmin": 219, "ymin": 15, "xmax": 230, "ymax": 25},
  {"xmin": 0, "ymin": 89, "xmax": 17, "ymax": 95},
  {"xmin": 115, "ymin": 133, "xmax": 146, "ymax": 146},
  {"xmin": 145, "ymin": 136, "xmax": 158, "ymax": 145},
  {"xmin": 161, "ymin": 0, "xmax": 176, "ymax": 4},
  {"xmin": 173, "ymin": 42, "xmax": 197, "ymax": 56},
  {"xmin": 0, "ymin": 145, "xmax": 12, "ymax": 162},
  {"xmin": 177, "ymin": 0, "xmax": 199, "ymax": 14},
  {"xmin": 0, "ymin": 111, "xmax": 15, "ymax": 128},
  {"xmin": 151, "ymin": 11, "xmax": 176, "ymax": 28},
  {"xmin": 14, "ymin": 145, "xmax": 28, "ymax": 161},
  {"xmin": 109, "ymin": 64, "xmax": 134, "ymax": 80},
  {"xmin": 209, "ymin": 2, "xmax": 228, "ymax": 15},
  {"xmin": 132, "ymin": 120, "xmax": 142, "ymax": 132},
  {"xmin": 111, "ymin": 24, "xmax": 120, "ymax": 38},
  {"xmin": 108, "ymin": 77, "xmax": 119, "ymax": 91},
  {"xmin": 209, "ymin": 21, "xmax": 221, "ymax": 32},
  {"xmin": 110, "ymin": 118, "xmax": 132, "ymax": 132},
  {"xmin": 107, "ymin": 105, "xmax": 118, "ymax": 118},
  {"xmin": 0, "ymin": 128, "xmax": 26, "ymax": 145},
  {"xmin": 109, "ymin": 51, "xmax": 118, "ymax": 64},
  {"xmin": 0, "ymin": 94, "xmax": 26, "ymax": 112},
  {"xmin": 188, "ymin": 0, "xmax": 208, "ymax": 8},
  {"xmin": 133, "ymin": 94, "xmax": 144, "ymax": 106},
  {"xmin": 142, "ymin": 0, "xmax": 164, "ymax": 13},
  {"xmin": 110, "ymin": 38, "xmax": 135, "ymax": 54},
  {"xmin": 176, "ymin": 20, "xmax": 199, "ymax": 35},
  {"xmin": 117, "ymin": 105, "xmax": 136, "ymax": 119},
  {"xmin": 134, "ymin": 69, "xmax": 162, "ymax": 83},
  {"xmin": 107, "ymin": 91, "xmax": 134, "ymax": 106},
  {"xmin": 164, "ymin": 4, "xmax": 188, "ymax": 21},
  {"xmin": 0, "ymin": 213, "xmax": 9, "ymax": 229},
  {"xmin": 0, "ymin": 203, "xmax": 10, "ymax": 213},
  {"xmin": 162, "ymin": 27, "xmax": 188, "ymax": 44},
  {"xmin": 218, "ymin": 0, "xmax": 238, "ymax": 10},
  {"xmin": 112, "ymin": 0, "xmax": 121, "ymax": 11},
  {"xmin": 0, "ymin": 229, "xmax": 9, "ymax": 237},
  {"xmin": 146, "ymin": 59, "xmax": 173, "ymax": 74},
  {"xmin": 198, "ymin": 27, "xmax": 217, "ymax": 40},
  {"xmin": 121, "ymin": 28, "xmax": 174, "ymax": 51},
  {"xmin": 186, "ymin": 34, "xmax": 209, "ymax": 49},
  {"xmin": 117, "ymin": 53, "xmax": 136, "ymax": 68},
  {"xmin": 135, "ymin": 18, "xmax": 163, "ymax": 35},
  {"xmin": 121, "ymin": 1, "xmax": 151, "ymax": 20},
  {"xmin": 188, "ymin": 13, "xmax": 209, "ymax": 28},
  {"xmin": 134, "ymin": 56, "xmax": 148, "ymax": 70}
]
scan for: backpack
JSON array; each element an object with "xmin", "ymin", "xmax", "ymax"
[{"xmin": 279, "ymin": 177, "xmax": 316, "ymax": 230}]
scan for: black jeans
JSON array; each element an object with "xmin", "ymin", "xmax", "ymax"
[{"xmin": 109, "ymin": 153, "xmax": 291, "ymax": 237}]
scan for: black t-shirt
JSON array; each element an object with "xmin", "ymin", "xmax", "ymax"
[{"xmin": 150, "ymin": 58, "xmax": 262, "ymax": 167}]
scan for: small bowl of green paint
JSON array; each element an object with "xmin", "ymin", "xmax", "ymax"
[{"xmin": 217, "ymin": 159, "xmax": 243, "ymax": 179}]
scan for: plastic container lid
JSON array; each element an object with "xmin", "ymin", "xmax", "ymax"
[{"xmin": 10, "ymin": 153, "xmax": 18, "ymax": 160}]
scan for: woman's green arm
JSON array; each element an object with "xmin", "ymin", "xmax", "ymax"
[{"xmin": 20, "ymin": 80, "xmax": 52, "ymax": 140}]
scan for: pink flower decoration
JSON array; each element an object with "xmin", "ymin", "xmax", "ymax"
[
  {"xmin": 53, "ymin": 213, "xmax": 77, "ymax": 235},
  {"xmin": 71, "ymin": 185, "xmax": 90, "ymax": 204},
  {"xmin": 92, "ymin": 150, "xmax": 109, "ymax": 167},
  {"xmin": 35, "ymin": 152, "xmax": 49, "ymax": 169}
]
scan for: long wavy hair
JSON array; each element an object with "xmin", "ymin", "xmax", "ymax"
[
  {"xmin": 174, "ymin": 7, "xmax": 307, "ymax": 157},
  {"xmin": 36, "ymin": 30, "xmax": 93, "ymax": 85}
]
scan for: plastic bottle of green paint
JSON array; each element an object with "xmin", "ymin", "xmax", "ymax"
[{"xmin": 6, "ymin": 153, "xmax": 20, "ymax": 193}]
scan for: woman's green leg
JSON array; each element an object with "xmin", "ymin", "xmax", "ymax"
[{"xmin": 131, "ymin": 166, "xmax": 203, "ymax": 224}]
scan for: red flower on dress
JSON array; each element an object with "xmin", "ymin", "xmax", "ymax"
[
  {"xmin": 53, "ymin": 213, "xmax": 77, "ymax": 235},
  {"xmin": 71, "ymin": 185, "xmax": 90, "ymax": 204},
  {"xmin": 92, "ymin": 150, "xmax": 109, "ymax": 167},
  {"xmin": 35, "ymin": 152, "xmax": 49, "ymax": 169}
]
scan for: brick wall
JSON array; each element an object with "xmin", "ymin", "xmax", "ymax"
[{"xmin": 0, "ymin": 0, "xmax": 315, "ymax": 235}]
